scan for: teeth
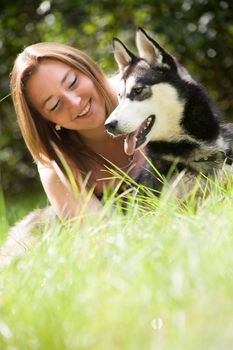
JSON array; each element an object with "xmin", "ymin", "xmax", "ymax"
[
  {"xmin": 138, "ymin": 116, "xmax": 152, "ymax": 136},
  {"xmin": 78, "ymin": 101, "xmax": 90, "ymax": 116}
]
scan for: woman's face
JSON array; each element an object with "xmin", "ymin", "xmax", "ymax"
[{"xmin": 26, "ymin": 59, "xmax": 106, "ymax": 133}]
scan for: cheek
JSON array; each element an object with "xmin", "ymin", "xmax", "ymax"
[
  {"xmin": 80, "ymin": 77, "xmax": 96, "ymax": 93},
  {"xmin": 80, "ymin": 76, "xmax": 105, "ymax": 109},
  {"xmin": 42, "ymin": 113, "xmax": 58, "ymax": 123},
  {"xmin": 25, "ymin": 82, "xmax": 41, "ymax": 112}
]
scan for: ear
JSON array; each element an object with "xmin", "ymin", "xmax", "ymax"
[
  {"xmin": 136, "ymin": 28, "xmax": 163, "ymax": 64},
  {"xmin": 112, "ymin": 38, "xmax": 136, "ymax": 72},
  {"xmin": 136, "ymin": 28, "xmax": 177, "ymax": 70}
]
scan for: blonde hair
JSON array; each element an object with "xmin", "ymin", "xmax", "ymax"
[{"xmin": 10, "ymin": 42, "xmax": 118, "ymax": 175}]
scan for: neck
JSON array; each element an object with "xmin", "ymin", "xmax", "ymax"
[{"xmin": 79, "ymin": 125, "xmax": 110, "ymax": 144}]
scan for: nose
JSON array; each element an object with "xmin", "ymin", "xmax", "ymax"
[
  {"xmin": 66, "ymin": 93, "xmax": 81, "ymax": 107},
  {"xmin": 65, "ymin": 93, "xmax": 81, "ymax": 119},
  {"xmin": 105, "ymin": 120, "xmax": 118, "ymax": 133}
]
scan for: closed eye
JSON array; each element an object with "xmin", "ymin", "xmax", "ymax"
[
  {"xmin": 50, "ymin": 100, "xmax": 60, "ymax": 112},
  {"xmin": 69, "ymin": 76, "xmax": 77, "ymax": 89}
]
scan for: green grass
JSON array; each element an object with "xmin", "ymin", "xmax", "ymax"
[
  {"xmin": 4, "ymin": 188, "xmax": 48, "ymax": 226},
  {"xmin": 1, "ymin": 175, "xmax": 233, "ymax": 349}
]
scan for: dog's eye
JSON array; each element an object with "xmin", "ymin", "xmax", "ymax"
[{"xmin": 132, "ymin": 87, "xmax": 144, "ymax": 95}]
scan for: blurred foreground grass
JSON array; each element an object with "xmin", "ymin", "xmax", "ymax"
[{"xmin": 0, "ymin": 177, "xmax": 233, "ymax": 349}]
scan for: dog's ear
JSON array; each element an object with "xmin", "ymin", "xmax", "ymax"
[
  {"xmin": 136, "ymin": 28, "xmax": 177, "ymax": 70},
  {"xmin": 112, "ymin": 38, "xmax": 136, "ymax": 72}
]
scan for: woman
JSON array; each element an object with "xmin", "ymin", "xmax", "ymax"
[{"xmin": 10, "ymin": 42, "xmax": 145, "ymax": 219}]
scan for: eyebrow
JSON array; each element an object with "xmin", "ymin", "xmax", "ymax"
[{"xmin": 41, "ymin": 69, "xmax": 72, "ymax": 108}]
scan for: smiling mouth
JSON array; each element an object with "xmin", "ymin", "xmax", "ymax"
[
  {"xmin": 77, "ymin": 100, "xmax": 91, "ymax": 117},
  {"xmin": 124, "ymin": 115, "xmax": 155, "ymax": 155}
]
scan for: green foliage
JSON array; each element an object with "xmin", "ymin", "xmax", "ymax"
[
  {"xmin": 1, "ymin": 176, "xmax": 233, "ymax": 349},
  {"xmin": 0, "ymin": 186, "xmax": 8, "ymax": 238},
  {"xmin": 0, "ymin": 0, "xmax": 233, "ymax": 194},
  {"xmin": 5, "ymin": 188, "xmax": 48, "ymax": 227}
]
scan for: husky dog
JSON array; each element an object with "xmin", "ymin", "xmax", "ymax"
[{"xmin": 105, "ymin": 28, "xmax": 233, "ymax": 192}]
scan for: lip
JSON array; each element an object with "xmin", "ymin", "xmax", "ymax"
[{"xmin": 74, "ymin": 99, "xmax": 92, "ymax": 120}]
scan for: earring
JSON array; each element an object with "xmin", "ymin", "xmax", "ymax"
[{"xmin": 55, "ymin": 124, "xmax": 61, "ymax": 131}]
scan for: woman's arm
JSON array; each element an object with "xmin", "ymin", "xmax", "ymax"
[{"xmin": 37, "ymin": 162, "xmax": 102, "ymax": 220}]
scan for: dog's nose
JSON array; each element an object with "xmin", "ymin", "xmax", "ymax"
[{"xmin": 105, "ymin": 120, "xmax": 118, "ymax": 133}]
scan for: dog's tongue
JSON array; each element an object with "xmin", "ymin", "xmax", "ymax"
[{"xmin": 124, "ymin": 132, "xmax": 137, "ymax": 155}]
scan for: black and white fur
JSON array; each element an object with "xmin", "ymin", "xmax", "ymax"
[{"xmin": 105, "ymin": 28, "xmax": 233, "ymax": 192}]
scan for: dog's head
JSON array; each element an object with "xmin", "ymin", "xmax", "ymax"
[{"xmin": 105, "ymin": 28, "xmax": 194, "ymax": 155}]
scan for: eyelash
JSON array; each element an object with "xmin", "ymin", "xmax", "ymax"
[
  {"xmin": 50, "ymin": 100, "xmax": 60, "ymax": 112},
  {"xmin": 50, "ymin": 75, "xmax": 78, "ymax": 112},
  {"xmin": 69, "ymin": 76, "xmax": 77, "ymax": 89}
]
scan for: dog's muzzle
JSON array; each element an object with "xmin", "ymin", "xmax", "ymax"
[{"xmin": 105, "ymin": 120, "xmax": 120, "ymax": 135}]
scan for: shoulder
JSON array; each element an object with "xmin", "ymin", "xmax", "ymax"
[
  {"xmin": 37, "ymin": 159, "xmax": 77, "ymax": 192},
  {"xmin": 37, "ymin": 159, "xmax": 102, "ymax": 219},
  {"xmin": 37, "ymin": 161, "xmax": 64, "ymax": 192},
  {"xmin": 37, "ymin": 153, "xmax": 52, "ymax": 169},
  {"xmin": 36, "ymin": 160, "xmax": 79, "ymax": 219},
  {"xmin": 37, "ymin": 159, "xmax": 55, "ymax": 182}
]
